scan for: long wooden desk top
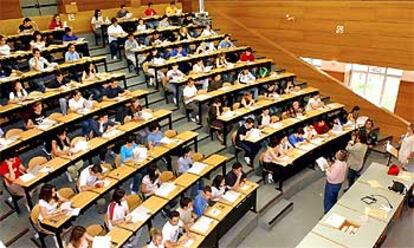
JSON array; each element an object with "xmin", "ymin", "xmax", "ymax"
[
  {"xmin": 190, "ymin": 216, "xmax": 220, "ymax": 237},
  {"xmin": 204, "ymin": 202, "xmax": 233, "ymax": 221},
  {"xmin": 106, "ymin": 227, "xmax": 133, "ymax": 248},
  {"xmin": 177, "ymin": 232, "xmax": 206, "ymax": 248}
]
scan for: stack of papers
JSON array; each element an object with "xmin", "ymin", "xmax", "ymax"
[
  {"xmin": 324, "ymin": 213, "xmax": 346, "ymax": 229},
  {"xmin": 155, "ymin": 183, "xmax": 176, "ymax": 197},
  {"xmin": 133, "ymin": 147, "xmax": 148, "ymax": 162},
  {"xmin": 141, "ymin": 111, "xmax": 153, "ymax": 120},
  {"xmin": 160, "ymin": 137, "xmax": 173, "ymax": 145},
  {"xmin": 269, "ymin": 122, "xmax": 283, "ymax": 129},
  {"xmin": 37, "ymin": 118, "xmax": 57, "ymax": 131},
  {"xmin": 71, "ymin": 140, "xmax": 89, "ymax": 153},
  {"xmin": 183, "ymin": 239, "xmax": 195, "ymax": 248},
  {"xmin": 130, "ymin": 206, "xmax": 150, "ymax": 223},
  {"xmin": 316, "ymin": 157, "xmax": 328, "ymax": 171},
  {"xmin": 19, "ymin": 173, "xmax": 36, "ymax": 182},
  {"xmin": 92, "ymin": 236, "xmax": 111, "ymax": 248},
  {"xmin": 221, "ymin": 111, "xmax": 235, "ymax": 119},
  {"xmin": 187, "ymin": 162, "xmax": 207, "ymax": 175},
  {"xmin": 222, "ymin": 191, "xmax": 240, "ymax": 203},
  {"xmin": 192, "ymin": 216, "xmax": 213, "ymax": 233}
]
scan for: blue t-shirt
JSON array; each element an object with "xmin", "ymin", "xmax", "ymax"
[
  {"xmin": 288, "ymin": 134, "xmax": 304, "ymax": 147},
  {"xmin": 147, "ymin": 131, "xmax": 163, "ymax": 146},
  {"xmin": 120, "ymin": 143, "xmax": 138, "ymax": 163},
  {"xmin": 193, "ymin": 192, "xmax": 208, "ymax": 217},
  {"xmin": 62, "ymin": 34, "xmax": 78, "ymax": 41}
]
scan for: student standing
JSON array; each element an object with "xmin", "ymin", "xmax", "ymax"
[
  {"xmin": 399, "ymin": 124, "xmax": 414, "ymax": 172},
  {"xmin": 345, "ymin": 132, "xmax": 368, "ymax": 189},
  {"xmin": 107, "ymin": 18, "xmax": 126, "ymax": 60},
  {"xmin": 323, "ymin": 150, "xmax": 348, "ymax": 213}
]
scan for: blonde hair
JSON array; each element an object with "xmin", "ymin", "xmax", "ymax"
[{"xmin": 150, "ymin": 228, "xmax": 162, "ymax": 239}]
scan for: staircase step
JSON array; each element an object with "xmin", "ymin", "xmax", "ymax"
[
  {"xmin": 256, "ymin": 184, "xmax": 283, "ymax": 214},
  {"xmin": 259, "ymin": 198, "xmax": 293, "ymax": 231},
  {"xmin": 282, "ymin": 168, "xmax": 324, "ymax": 199},
  {"xmin": 219, "ymin": 211, "xmax": 258, "ymax": 248}
]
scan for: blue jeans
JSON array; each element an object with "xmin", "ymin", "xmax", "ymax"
[{"xmin": 324, "ymin": 182, "xmax": 342, "ymax": 213}]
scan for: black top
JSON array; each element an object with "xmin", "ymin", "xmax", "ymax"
[
  {"xmin": 0, "ymin": 63, "xmax": 12, "ymax": 78},
  {"xmin": 208, "ymin": 105, "xmax": 221, "ymax": 123},
  {"xmin": 208, "ymin": 79, "xmax": 223, "ymax": 92},
  {"xmin": 48, "ymin": 76, "xmax": 69, "ymax": 89},
  {"xmin": 28, "ymin": 111, "xmax": 45, "ymax": 126},
  {"xmin": 106, "ymin": 86, "xmax": 124, "ymax": 99},
  {"xmin": 225, "ymin": 170, "xmax": 246, "ymax": 187},
  {"xmin": 235, "ymin": 124, "xmax": 250, "ymax": 145},
  {"xmin": 18, "ymin": 24, "xmax": 33, "ymax": 32}
]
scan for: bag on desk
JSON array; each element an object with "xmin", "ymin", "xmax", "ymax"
[
  {"xmin": 387, "ymin": 164, "xmax": 400, "ymax": 176},
  {"xmin": 388, "ymin": 180, "xmax": 406, "ymax": 195}
]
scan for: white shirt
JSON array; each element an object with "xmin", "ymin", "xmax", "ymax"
[
  {"xmin": 166, "ymin": 69, "xmax": 184, "ymax": 82},
  {"xmin": 107, "ymin": 24, "xmax": 126, "ymax": 43},
  {"xmin": 238, "ymin": 72, "xmax": 256, "ymax": 84},
  {"xmin": 91, "ymin": 16, "xmax": 104, "ymax": 29},
  {"xmin": 78, "ymin": 166, "xmax": 97, "ymax": 188},
  {"xmin": 201, "ymin": 29, "xmax": 216, "ymax": 37},
  {"xmin": 260, "ymin": 114, "xmax": 271, "ymax": 126},
  {"xmin": 211, "ymin": 186, "xmax": 225, "ymax": 201},
  {"xmin": 399, "ymin": 134, "xmax": 414, "ymax": 164},
  {"xmin": 9, "ymin": 89, "xmax": 28, "ymax": 100},
  {"xmin": 137, "ymin": 24, "xmax": 146, "ymax": 32},
  {"xmin": 306, "ymin": 97, "xmax": 322, "ymax": 111},
  {"xmin": 29, "ymin": 57, "xmax": 50, "ymax": 71},
  {"xmin": 192, "ymin": 64, "xmax": 204, "ymax": 73},
  {"xmin": 162, "ymin": 220, "xmax": 183, "ymax": 245},
  {"xmin": 183, "ymin": 85, "xmax": 197, "ymax": 104},
  {"xmin": 69, "ymin": 97, "xmax": 87, "ymax": 112},
  {"xmin": 107, "ymin": 200, "xmax": 129, "ymax": 230},
  {"xmin": 38, "ymin": 197, "xmax": 59, "ymax": 221},
  {"xmin": 142, "ymin": 175, "xmax": 159, "ymax": 196},
  {"xmin": 148, "ymin": 242, "xmax": 164, "ymax": 248},
  {"xmin": 30, "ymin": 41, "xmax": 46, "ymax": 50},
  {"xmin": 0, "ymin": 44, "xmax": 11, "ymax": 55}
]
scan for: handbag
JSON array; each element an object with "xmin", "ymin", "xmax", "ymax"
[
  {"xmin": 388, "ymin": 180, "xmax": 406, "ymax": 195},
  {"xmin": 387, "ymin": 164, "xmax": 400, "ymax": 176}
]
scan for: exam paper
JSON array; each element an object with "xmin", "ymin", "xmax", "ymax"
[
  {"xmin": 155, "ymin": 183, "xmax": 176, "ymax": 197},
  {"xmin": 92, "ymin": 236, "xmax": 111, "ymax": 248},
  {"xmin": 160, "ymin": 137, "xmax": 173, "ymax": 145},
  {"xmin": 187, "ymin": 162, "xmax": 207, "ymax": 175},
  {"xmin": 192, "ymin": 216, "xmax": 213, "ymax": 233},
  {"xmin": 130, "ymin": 206, "xmax": 150, "ymax": 222},
  {"xmin": 222, "ymin": 191, "xmax": 240, "ymax": 203},
  {"xmin": 19, "ymin": 173, "xmax": 36, "ymax": 182},
  {"xmin": 324, "ymin": 213, "xmax": 346, "ymax": 229}
]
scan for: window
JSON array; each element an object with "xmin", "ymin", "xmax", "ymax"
[
  {"xmin": 300, "ymin": 57, "xmax": 322, "ymax": 68},
  {"xmin": 20, "ymin": 0, "xmax": 58, "ymax": 17}
]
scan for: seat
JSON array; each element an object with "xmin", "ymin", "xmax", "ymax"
[
  {"xmin": 86, "ymin": 224, "xmax": 106, "ymax": 237},
  {"xmin": 193, "ymin": 152, "xmax": 204, "ymax": 162},
  {"xmin": 58, "ymin": 187, "xmax": 76, "ymax": 200},
  {"xmin": 164, "ymin": 130, "xmax": 177, "ymax": 138},
  {"xmin": 126, "ymin": 194, "xmax": 142, "ymax": 210},
  {"xmin": 159, "ymin": 171, "xmax": 175, "ymax": 183},
  {"xmin": 207, "ymin": 117, "xmax": 221, "ymax": 141},
  {"xmin": 5, "ymin": 128, "xmax": 23, "ymax": 139},
  {"xmin": 29, "ymin": 205, "xmax": 57, "ymax": 247},
  {"xmin": 232, "ymin": 102, "xmax": 240, "ymax": 110},
  {"xmin": 28, "ymin": 156, "xmax": 48, "ymax": 170},
  {"xmin": 231, "ymin": 131, "xmax": 243, "ymax": 162}
]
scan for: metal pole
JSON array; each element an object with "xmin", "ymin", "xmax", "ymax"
[{"xmin": 199, "ymin": 0, "xmax": 205, "ymax": 13}]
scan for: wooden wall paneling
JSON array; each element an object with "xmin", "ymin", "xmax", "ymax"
[
  {"xmin": 395, "ymin": 81, "xmax": 414, "ymax": 124},
  {"xmin": 206, "ymin": 1, "xmax": 409, "ymax": 139},
  {"xmin": 0, "ymin": 0, "xmax": 22, "ymax": 20}
]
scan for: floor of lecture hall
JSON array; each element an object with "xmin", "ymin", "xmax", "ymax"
[{"xmin": 0, "ymin": 32, "xmax": 413, "ymax": 248}]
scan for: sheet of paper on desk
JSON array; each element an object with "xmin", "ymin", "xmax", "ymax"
[
  {"xmin": 184, "ymin": 238, "xmax": 194, "ymax": 248},
  {"xmin": 367, "ymin": 180, "xmax": 382, "ymax": 188},
  {"xmin": 19, "ymin": 173, "xmax": 36, "ymax": 182},
  {"xmin": 92, "ymin": 236, "xmax": 111, "ymax": 248},
  {"xmin": 156, "ymin": 183, "xmax": 176, "ymax": 197},
  {"xmin": 103, "ymin": 129, "xmax": 122, "ymax": 139},
  {"xmin": 299, "ymin": 142, "xmax": 317, "ymax": 151},
  {"xmin": 68, "ymin": 208, "xmax": 81, "ymax": 216},
  {"xmin": 193, "ymin": 216, "xmax": 213, "ymax": 233},
  {"xmin": 324, "ymin": 213, "xmax": 346, "ymax": 229},
  {"xmin": 188, "ymin": 162, "xmax": 207, "ymax": 174},
  {"xmin": 316, "ymin": 157, "xmax": 328, "ymax": 172},
  {"xmin": 312, "ymin": 137, "xmax": 325, "ymax": 145},
  {"xmin": 0, "ymin": 138, "xmax": 15, "ymax": 146},
  {"xmin": 60, "ymin": 201, "xmax": 72, "ymax": 210},
  {"xmin": 240, "ymin": 183, "xmax": 251, "ymax": 191},
  {"xmin": 130, "ymin": 206, "xmax": 150, "ymax": 222},
  {"xmin": 210, "ymin": 208, "xmax": 221, "ymax": 217},
  {"xmin": 160, "ymin": 137, "xmax": 173, "ymax": 145},
  {"xmin": 71, "ymin": 140, "xmax": 88, "ymax": 153},
  {"xmin": 222, "ymin": 191, "xmax": 240, "ymax": 203},
  {"xmin": 141, "ymin": 111, "xmax": 153, "ymax": 120},
  {"xmin": 269, "ymin": 122, "xmax": 283, "ymax": 129}
]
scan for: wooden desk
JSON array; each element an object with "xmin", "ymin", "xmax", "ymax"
[
  {"xmin": 107, "ymin": 166, "xmax": 137, "ymax": 181},
  {"xmin": 237, "ymin": 180, "xmax": 259, "ymax": 196},
  {"xmin": 106, "ymin": 227, "xmax": 133, "ymax": 248},
  {"xmin": 155, "ymin": 183, "xmax": 185, "ymax": 201},
  {"xmin": 90, "ymin": 177, "xmax": 119, "ymax": 194},
  {"xmin": 71, "ymin": 191, "xmax": 100, "ymax": 209},
  {"xmin": 218, "ymin": 190, "xmax": 245, "ymax": 208},
  {"xmin": 204, "ymin": 202, "xmax": 233, "ymax": 221},
  {"xmin": 177, "ymin": 232, "xmax": 206, "ymax": 248},
  {"xmin": 174, "ymin": 173, "xmax": 200, "ymax": 187},
  {"xmin": 140, "ymin": 196, "xmax": 169, "ymax": 214},
  {"xmin": 202, "ymin": 154, "xmax": 228, "ymax": 176},
  {"xmin": 190, "ymin": 216, "xmax": 219, "ymax": 237}
]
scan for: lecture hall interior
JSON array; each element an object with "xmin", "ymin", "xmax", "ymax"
[{"xmin": 0, "ymin": 0, "xmax": 413, "ymax": 247}]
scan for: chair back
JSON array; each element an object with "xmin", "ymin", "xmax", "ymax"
[
  {"xmin": 126, "ymin": 194, "xmax": 142, "ymax": 210},
  {"xmin": 232, "ymin": 102, "xmax": 240, "ymax": 110},
  {"xmin": 159, "ymin": 171, "xmax": 175, "ymax": 183},
  {"xmin": 58, "ymin": 187, "xmax": 76, "ymax": 200},
  {"xmin": 164, "ymin": 130, "xmax": 177, "ymax": 138},
  {"xmin": 86, "ymin": 224, "xmax": 105, "ymax": 237},
  {"xmin": 257, "ymin": 95, "xmax": 266, "ymax": 102},
  {"xmin": 29, "ymin": 205, "xmax": 53, "ymax": 235},
  {"xmin": 193, "ymin": 153, "xmax": 204, "ymax": 162},
  {"xmin": 28, "ymin": 156, "xmax": 48, "ymax": 170},
  {"xmin": 5, "ymin": 128, "xmax": 23, "ymax": 139}
]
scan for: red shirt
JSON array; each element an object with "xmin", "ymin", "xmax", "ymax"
[
  {"xmin": 49, "ymin": 20, "xmax": 63, "ymax": 30},
  {"xmin": 0, "ymin": 157, "xmax": 24, "ymax": 185},
  {"xmin": 144, "ymin": 8, "xmax": 156, "ymax": 16},
  {"xmin": 240, "ymin": 52, "xmax": 255, "ymax": 62},
  {"xmin": 313, "ymin": 122, "xmax": 330, "ymax": 135}
]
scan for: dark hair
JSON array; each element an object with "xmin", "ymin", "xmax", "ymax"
[
  {"xmin": 127, "ymin": 32, "xmax": 135, "ymax": 38},
  {"xmin": 23, "ymin": 17, "xmax": 31, "ymax": 23},
  {"xmin": 126, "ymin": 135, "xmax": 135, "ymax": 144},
  {"xmin": 32, "ymin": 101, "xmax": 42, "ymax": 108},
  {"xmin": 187, "ymin": 77, "xmax": 195, "ymax": 83},
  {"xmin": 98, "ymin": 113, "xmax": 108, "ymax": 119},
  {"xmin": 336, "ymin": 150, "xmax": 347, "ymax": 161},
  {"xmin": 67, "ymin": 43, "xmax": 75, "ymax": 49},
  {"xmin": 148, "ymin": 164, "xmax": 159, "ymax": 183},
  {"xmin": 32, "ymin": 31, "xmax": 43, "ymax": 41},
  {"xmin": 212, "ymin": 175, "xmax": 223, "ymax": 189},
  {"xmin": 351, "ymin": 106, "xmax": 360, "ymax": 113},
  {"xmin": 71, "ymin": 90, "xmax": 81, "ymax": 98},
  {"xmin": 52, "ymin": 14, "xmax": 60, "ymax": 21},
  {"xmin": 90, "ymin": 163, "xmax": 103, "ymax": 174},
  {"xmin": 121, "ymin": 4, "xmax": 126, "ymax": 8},
  {"xmin": 245, "ymin": 118, "xmax": 254, "ymax": 125},
  {"xmin": 111, "ymin": 17, "xmax": 118, "ymax": 24},
  {"xmin": 111, "ymin": 188, "xmax": 125, "ymax": 205},
  {"xmin": 203, "ymin": 185, "xmax": 212, "ymax": 193},
  {"xmin": 56, "ymin": 128, "xmax": 67, "ymax": 137},
  {"xmin": 179, "ymin": 197, "xmax": 191, "ymax": 208},
  {"xmin": 357, "ymin": 131, "xmax": 368, "ymax": 144},
  {"xmin": 55, "ymin": 70, "xmax": 63, "ymax": 77},
  {"xmin": 32, "ymin": 48, "xmax": 41, "ymax": 54},
  {"xmin": 64, "ymin": 27, "xmax": 72, "ymax": 33},
  {"xmin": 269, "ymin": 137, "xmax": 281, "ymax": 148},
  {"xmin": 296, "ymin": 128, "xmax": 305, "ymax": 135},
  {"xmin": 232, "ymin": 162, "xmax": 242, "ymax": 170},
  {"xmin": 148, "ymin": 2, "xmax": 153, "ymax": 7},
  {"xmin": 69, "ymin": 226, "xmax": 86, "ymax": 248},
  {"xmin": 170, "ymin": 1, "xmax": 175, "ymax": 5},
  {"xmin": 181, "ymin": 146, "xmax": 192, "ymax": 157},
  {"xmin": 224, "ymin": 34, "xmax": 230, "ymax": 39},
  {"xmin": 39, "ymin": 184, "xmax": 58, "ymax": 203},
  {"xmin": 149, "ymin": 122, "xmax": 159, "ymax": 132},
  {"xmin": 168, "ymin": 210, "xmax": 180, "ymax": 219},
  {"xmin": 94, "ymin": 9, "xmax": 101, "ymax": 19}
]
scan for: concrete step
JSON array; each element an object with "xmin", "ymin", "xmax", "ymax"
[
  {"xmin": 256, "ymin": 184, "xmax": 283, "ymax": 214},
  {"xmin": 259, "ymin": 198, "xmax": 293, "ymax": 231},
  {"xmin": 0, "ymin": 211, "xmax": 30, "ymax": 245},
  {"xmin": 282, "ymin": 168, "xmax": 324, "ymax": 199},
  {"xmin": 218, "ymin": 211, "xmax": 258, "ymax": 248}
]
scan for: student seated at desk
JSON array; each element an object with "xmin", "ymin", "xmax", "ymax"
[
  {"xmin": 304, "ymin": 125, "xmax": 318, "ymax": 140},
  {"xmin": 120, "ymin": 136, "xmax": 139, "ymax": 164},
  {"xmin": 116, "ymin": 97, "xmax": 148, "ymax": 124},
  {"xmin": 78, "ymin": 163, "xmax": 104, "ymax": 192},
  {"xmin": 193, "ymin": 186, "xmax": 212, "ymax": 217},
  {"xmin": 30, "ymin": 31, "xmax": 46, "ymax": 51},
  {"xmin": 225, "ymin": 162, "xmax": 246, "ymax": 191},
  {"xmin": 48, "ymin": 14, "xmax": 63, "ymax": 30},
  {"xmin": 82, "ymin": 62, "xmax": 106, "ymax": 101},
  {"xmin": 105, "ymin": 79, "xmax": 127, "ymax": 99},
  {"xmin": 67, "ymin": 226, "xmax": 93, "ymax": 248},
  {"xmin": 158, "ymin": 15, "xmax": 171, "ymax": 29},
  {"xmin": 178, "ymin": 27, "xmax": 191, "ymax": 41},
  {"xmin": 346, "ymin": 105, "xmax": 360, "ymax": 124},
  {"xmin": 208, "ymin": 98, "xmax": 225, "ymax": 144},
  {"xmin": 169, "ymin": 46, "xmax": 187, "ymax": 58},
  {"xmin": 18, "ymin": 17, "xmax": 35, "ymax": 33},
  {"xmin": 144, "ymin": 2, "xmax": 157, "ymax": 17},
  {"xmin": 68, "ymin": 90, "xmax": 92, "ymax": 114},
  {"xmin": 200, "ymin": 25, "xmax": 216, "ymax": 37},
  {"xmin": 162, "ymin": 210, "xmax": 191, "ymax": 247},
  {"xmin": 124, "ymin": 33, "xmax": 144, "ymax": 72},
  {"xmin": 218, "ymin": 34, "xmax": 234, "ymax": 49},
  {"xmin": 313, "ymin": 119, "xmax": 330, "ymax": 135},
  {"xmin": 215, "ymin": 53, "xmax": 229, "ymax": 68},
  {"xmin": 305, "ymin": 93, "xmax": 324, "ymax": 111},
  {"xmin": 9, "ymin": 81, "xmax": 28, "ymax": 103},
  {"xmin": 141, "ymin": 164, "xmax": 161, "ymax": 197},
  {"xmin": 108, "ymin": 18, "xmax": 127, "ymax": 60},
  {"xmin": 323, "ymin": 150, "xmax": 348, "ymax": 213},
  {"xmin": 48, "ymin": 128, "xmax": 71, "ymax": 157},
  {"xmin": 48, "ymin": 71, "xmax": 69, "ymax": 114},
  {"xmin": 147, "ymin": 122, "xmax": 164, "ymax": 149},
  {"xmin": 195, "ymin": 41, "xmax": 216, "ymax": 54},
  {"xmin": 136, "ymin": 18, "xmax": 147, "ymax": 32},
  {"xmin": 107, "ymin": 188, "xmax": 130, "ymax": 229},
  {"xmin": 241, "ymin": 91, "xmax": 255, "ymax": 109},
  {"xmin": 89, "ymin": 113, "xmax": 116, "ymax": 138},
  {"xmin": 166, "ymin": 64, "xmax": 185, "ymax": 104},
  {"xmin": 91, "ymin": 9, "xmax": 104, "ymax": 38},
  {"xmin": 165, "ymin": 1, "xmax": 180, "ymax": 16},
  {"xmin": 211, "ymin": 175, "xmax": 226, "ymax": 201},
  {"xmin": 262, "ymin": 137, "xmax": 285, "ymax": 183},
  {"xmin": 0, "ymin": 153, "xmax": 27, "ymax": 197},
  {"xmin": 183, "ymin": 78, "xmax": 203, "ymax": 123},
  {"xmin": 288, "ymin": 128, "xmax": 305, "ymax": 147},
  {"xmin": 239, "ymin": 49, "xmax": 255, "ymax": 62},
  {"xmin": 282, "ymin": 101, "xmax": 304, "ymax": 119},
  {"xmin": 148, "ymin": 228, "xmax": 164, "ymax": 248},
  {"xmin": 191, "ymin": 60, "xmax": 209, "ymax": 90},
  {"xmin": 207, "ymin": 74, "xmax": 223, "ymax": 92},
  {"xmin": 29, "ymin": 48, "xmax": 57, "ymax": 92},
  {"xmin": 116, "ymin": 4, "xmax": 130, "ymax": 19},
  {"xmin": 177, "ymin": 197, "xmax": 196, "ymax": 226},
  {"xmin": 38, "ymin": 184, "xmax": 69, "ymax": 221},
  {"xmin": 0, "ymin": 36, "xmax": 11, "ymax": 56},
  {"xmin": 177, "ymin": 147, "xmax": 204, "ymax": 197},
  {"xmin": 65, "ymin": 43, "xmax": 80, "ymax": 62},
  {"xmin": 62, "ymin": 27, "xmax": 79, "ymax": 42},
  {"xmin": 238, "ymin": 69, "xmax": 258, "ymax": 98},
  {"xmin": 235, "ymin": 118, "xmax": 260, "ymax": 166},
  {"xmin": 258, "ymin": 109, "xmax": 271, "ymax": 128},
  {"xmin": 25, "ymin": 101, "xmax": 46, "ymax": 129}
]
